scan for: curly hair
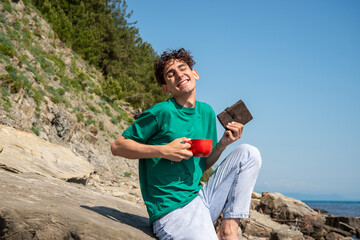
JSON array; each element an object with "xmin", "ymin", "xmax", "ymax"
[{"xmin": 154, "ymin": 48, "xmax": 196, "ymax": 86}]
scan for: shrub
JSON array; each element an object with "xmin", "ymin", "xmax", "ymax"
[
  {"xmin": 31, "ymin": 126, "xmax": 40, "ymax": 136},
  {"xmin": 2, "ymin": 0, "xmax": 12, "ymax": 13},
  {"xmin": 0, "ymin": 43, "xmax": 15, "ymax": 57},
  {"xmin": 0, "ymin": 32, "xmax": 15, "ymax": 57},
  {"xmin": 201, "ymin": 168, "xmax": 214, "ymax": 182},
  {"xmin": 85, "ymin": 118, "xmax": 95, "ymax": 126},
  {"xmin": 76, "ymin": 112, "xmax": 84, "ymax": 122},
  {"xmin": 99, "ymin": 121, "xmax": 104, "ymax": 131},
  {"xmin": 0, "ymin": 87, "xmax": 12, "ymax": 112},
  {"xmin": 86, "ymin": 102, "xmax": 100, "ymax": 114}
]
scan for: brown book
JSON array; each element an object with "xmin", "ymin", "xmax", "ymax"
[{"xmin": 217, "ymin": 100, "xmax": 253, "ymax": 129}]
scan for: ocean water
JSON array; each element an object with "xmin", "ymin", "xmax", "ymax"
[{"xmin": 303, "ymin": 200, "xmax": 360, "ymax": 217}]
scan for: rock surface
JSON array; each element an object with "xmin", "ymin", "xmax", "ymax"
[
  {"xmin": 257, "ymin": 192, "xmax": 326, "ymax": 239},
  {"xmin": 0, "ymin": 169, "xmax": 155, "ymax": 240},
  {"xmin": 241, "ymin": 210, "xmax": 304, "ymax": 240},
  {"xmin": 0, "ymin": 124, "xmax": 94, "ymax": 181}
]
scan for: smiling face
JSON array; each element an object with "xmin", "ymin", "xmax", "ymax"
[{"xmin": 162, "ymin": 59, "xmax": 199, "ymax": 98}]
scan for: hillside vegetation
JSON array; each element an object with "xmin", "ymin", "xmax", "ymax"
[
  {"xmin": 0, "ymin": 0, "xmax": 145, "ymax": 194},
  {"xmin": 1, "ymin": 0, "xmax": 168, "ymax": 115},
  {"xmin": 30, "ymin": 0, "xmax": 168, "ymax": 110}
]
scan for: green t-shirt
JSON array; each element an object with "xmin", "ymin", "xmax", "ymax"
[{"xmin": 122, "ymin": 97, "xmax": 217, "ymax": 225}]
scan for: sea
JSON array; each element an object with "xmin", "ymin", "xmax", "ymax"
[{"xmin": 303, "ymin": 200, "xmax": 360, "ymax": 217}]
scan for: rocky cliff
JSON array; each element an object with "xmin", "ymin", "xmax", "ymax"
[
  {"xmin": 1, "ymin": 1, "xmax": 359, "ymax": 240},
  {"xmin": 0, "ymin": 0, "xmax": 142, "ymax": 204}
]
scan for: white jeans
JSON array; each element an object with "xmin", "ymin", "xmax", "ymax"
[{"xmin": 153, "ymin": 144, "xmax": 262, "ymax": 240}]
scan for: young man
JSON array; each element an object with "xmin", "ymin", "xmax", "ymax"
[{"xmin": 111, "ymin": 48, "xmax": 261, "ymax": 240}]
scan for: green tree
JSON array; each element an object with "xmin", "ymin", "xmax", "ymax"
[{"xmin": 30, "ymin": 0, "xmax": 168, "ymax": 110}]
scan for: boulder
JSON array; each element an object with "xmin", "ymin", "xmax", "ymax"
[
  {"xmin": 323, "ymin": 225, "xmax": 353, "ymax": 238},
  {"xmin": 259, "ymin": 192, "xmax": 316, "ymax": 219},
  {"xmin": 241, "ymin": 210, "xmax": 304, "ymax": 240},
  {"xmin": 258, "ymin": 192, "xmax": 326, "ymax": 239},
  {"xmin": 0, "ymin": 124, "xmax": 94, "ymax": 181},
  {"xmin": 325, "ymin": 216, "xmax": 360, "ymax": 237},
  {"xmin": 0, "ymin": 169, "xmax": 155, "ymax": 240},
  {"xmin": 325, "ymin": 232, "xmax": 354, "ymax": 240},
  {"xmin": 250, "ymin": 192, "xmax": 262, "ymax": 210}
]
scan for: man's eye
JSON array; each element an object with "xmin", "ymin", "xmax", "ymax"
[{"xmin": 167, "ymin": 73, "xmax": 173, "ymax": 78}]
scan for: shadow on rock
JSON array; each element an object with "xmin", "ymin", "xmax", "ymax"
[{"xmin": 81, "ymin": 205, "xmax": 155, "ymax": 237}]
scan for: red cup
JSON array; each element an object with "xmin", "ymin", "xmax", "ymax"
[{"xmin": 185, "ymin": 139, "xmax": 213, "ymax": 157}]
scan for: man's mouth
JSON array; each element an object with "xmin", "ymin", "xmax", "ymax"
[{"xmin": 177, "ymin": 79, "xmax": 189, "ymax": 87}]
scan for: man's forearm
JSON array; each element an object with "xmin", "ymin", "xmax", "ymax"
[
  {"xmin": 111, "ymin": 136, "xmax": 164, "ymax": 159},
  {"xmin": 205, "ymin": 143, "xmax": 226, "ymax": 170}
]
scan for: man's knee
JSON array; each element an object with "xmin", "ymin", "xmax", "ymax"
[{"xmin": 233, "ymin": 143, "xmax": 262, "ymax": 169}]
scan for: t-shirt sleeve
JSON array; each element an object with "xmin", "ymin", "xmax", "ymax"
[
  {"xmin": 122, "ymin": 110, "xmax": 158, "ymax": 144},
  {"xmin": 202, "ymin": 103, "xmax": 217, "ymax": 144},
  {"xmin": 209, "ymin": 107, "xmax": 218, "ymax": 148}
]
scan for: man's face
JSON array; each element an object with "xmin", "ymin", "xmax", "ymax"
[{"xmin": 162, "ymin": 59, "xmax": 199, "ymax": 97}]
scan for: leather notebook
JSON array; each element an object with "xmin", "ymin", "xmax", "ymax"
[{"xmin": 217, "ymin": 100, "xmax": 253, "ymax": 129}]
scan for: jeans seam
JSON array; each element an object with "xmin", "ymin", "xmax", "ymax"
[
  {"xmin": 229, "ymin": 175, "xmax": 239, "ymax": 213},
  {"xmin": 211, "ymin": 165, "xmax": 238, "ymax": 195}
]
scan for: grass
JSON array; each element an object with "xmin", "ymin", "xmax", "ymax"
[
  {"xmin": 31, "ymin": 126, "xmax": 40, "ymax": 136},
  {"xmin": 0, "ymin": 52, "xmax": 11, "ymax": 64},
  {"xmin": 47, "ymin": 54, "xmax": 66, "ymax": 75},
  {"xmin": 85, "ymin": 118, "xmax": 95, "ymax": 127},
  {"xmin": 60, "ymin": 76, "xmax": 83, "ymax": 93},
  {"xmin": 0, "ymin": 32, "xmax": 15, "ymax": 58},
  {"xmin": 99, "ymin": 121, "xmax": 104, "ymax": 131},
  {"xmin": 21, "ymin": 28, "xmax": 32, "ymax": 47},
  {"xmin": 45, "ymin": 85, "xmax": 71, "ymax": 107},
  {"xmin": 86, "ymin": 102, "xmax": 101, "ymax": 114},
  {"xmin": 32, "ymin": 87, "xmax": 45, "ymax": 111},
  {"xmin": 76, "ymin": 112, "xmax": 84, "ymax": 122},
  {"xmin": 3, "ymin": 65, "xmax": 32, "ymax": 94},
  {"xmin": 0, "ymin": 87, "xmax": 12, "ymax": 112},
  {"xmin": 2, "ymin": 0, "xmax": 12, "ymax": 13}
]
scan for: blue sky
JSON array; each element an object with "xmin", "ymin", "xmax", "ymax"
[{"xmin": 125, "ymin": 0, "xmax": 360, "ymax": 200}]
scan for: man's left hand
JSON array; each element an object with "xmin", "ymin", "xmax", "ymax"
[{"xmin": 217, "ymin": 122, "xmax": 244, "ymax": 151}]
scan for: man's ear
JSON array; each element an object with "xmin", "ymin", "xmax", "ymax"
[
  {"xmin": 193, "ymin": 69, "xmax": 199, "ymax": 80},
  {"xmin": 162, "ymin": 84, "xmax": 169, "ymax": 94}
]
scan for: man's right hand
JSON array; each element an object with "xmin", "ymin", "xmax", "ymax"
[{"xmin": 160, "ymin": 137, "xmax": 193, "ymax": 162}]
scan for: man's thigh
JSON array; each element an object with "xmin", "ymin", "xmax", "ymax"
[{"xmin": 153, "ymin": 196, "xmax": 218, "ymax": 240}]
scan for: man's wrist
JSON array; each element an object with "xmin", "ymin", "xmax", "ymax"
[{"xmin": 215, "ymin": 143, "xmax": 225, "ymax": 152}]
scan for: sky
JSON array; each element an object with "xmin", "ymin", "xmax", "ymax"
[{"xmin": 125, "ymin": 0, "xmax": 360, "ymax": 201}]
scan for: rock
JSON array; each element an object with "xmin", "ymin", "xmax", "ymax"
[
  {"xmin": 312, "ymin": 208, "xmax": 329, "ymax": 214},
  {"xmin": 85, "ymin": 133, "xmax": 98, "ymax": 145},
  {"xmin": 89, "ymin": 125, "xmax": 98, "ymax": 136},
  {"xmin": 241, "ymin": 210, "xmax": 304, "ymax": 239},
  {"xmin": 51, "ymin": 113, "xmax": 69, "ymax": 138},
  {"xmin": 300, "ymin": 214, "xmax": 327, "ymax": 239},
  {"xmin": 271, "ymin": 229, "xmax": 304, "ymax": 240},
  {"xmin": 258, "ymin": 192, "xmax": 326, "ymax": 239},
  {"xmin": 259, "ymin": 192, "xmax": 317, "ymax": 219},
  {"xmin": 325, "ymin": 231, "xmax": 353, "ymax": 240},
  {"xmin": 0, "ymin": 169, "xmax": 155, "ymax": 240},
  {"xmin": 11, "ymin": 0, "xmax": 25, "ymax": 12},
  {"xmin": 325, "ymin": 215, "xmax": 360, "ymax": 237},
  {"xmin": 323, "ymin": 225, "xmax": 353, "ymax": 238},
  {"xmin": 251, "ymin": 192, "xmax": 262, "ymax": 210},
  {"xmin": 0, "ymin": 124, "xmax": 94, "ymax": 181},
  {"xmin": 252, "ymin": 192, "xmax": 262, "ymax": 199},
  {"xmin": 303, "ymin": 236, "xmax": 315, "ymax": 240}
]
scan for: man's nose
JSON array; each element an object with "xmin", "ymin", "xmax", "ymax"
[{"xmin": 174, "ymin": 70, "xmax": 183, "ymax": 79}]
